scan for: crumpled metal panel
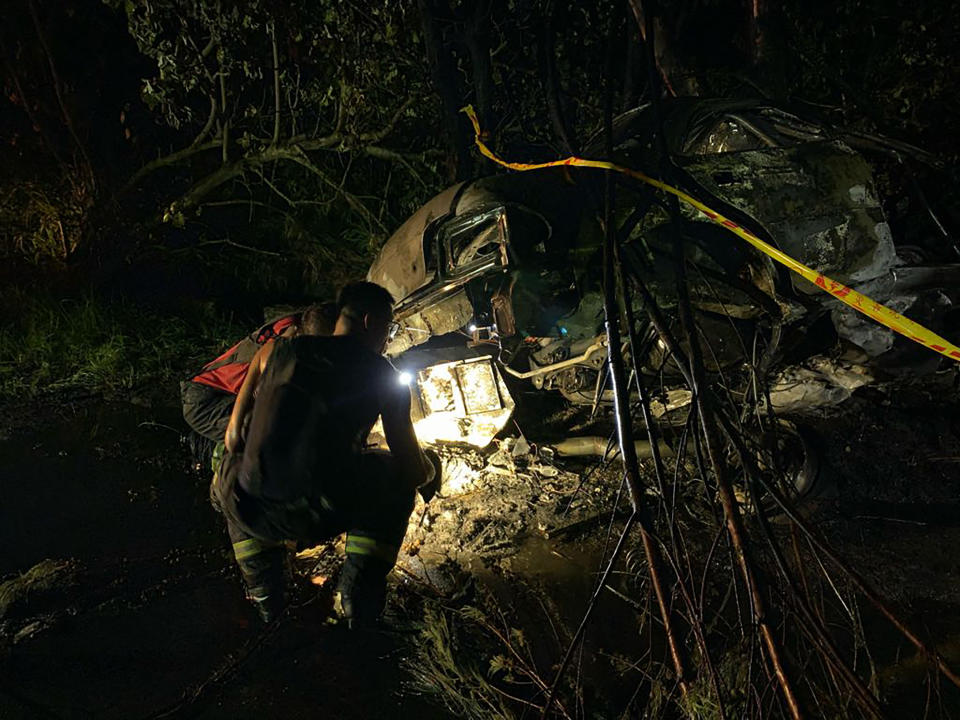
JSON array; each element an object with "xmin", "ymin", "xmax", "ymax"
[
  {"xmin": 367, "ymin": 181, "xmax": 505, "ymax": 307},
  {"xmin": 681, "ymin": 141, "xmax": 897, "ymax": 295},
  {"xmin": 831, "ymin": 273, "xmax": 954, "ymax": 364},
  {"xmin": 366, "ymin": 183, "xmax": 464, "ymax": 303},
  {"xmin": 384, "ymin": 291, "xmax": 474, "ymax": 357},
  {"xmin": 767, "ymin": 356, "xmax": 873, "ymax": 413},
  {"xmin": 412, "ymin": 357, "xmax": 514, "ymax": 447}
]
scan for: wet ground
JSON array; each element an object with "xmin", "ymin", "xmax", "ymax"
[
  {"xmin": 2, "ymin": 373, "xmax": 960, "ymax": 718},
  {"xmin": 0, "ymin": 400, "xmax": 449, "ymax": 720}
]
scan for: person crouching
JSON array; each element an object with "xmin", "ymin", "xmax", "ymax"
[{"xmin": 214, "ymin": 281, "xmax": 432, "ymax": 625}]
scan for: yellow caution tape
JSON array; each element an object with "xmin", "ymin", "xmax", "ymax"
[{"xmin": 461, "ymin": 105, "xmax": 960, "ymax": 363}]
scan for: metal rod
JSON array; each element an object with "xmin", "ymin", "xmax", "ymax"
[{"xmin": 500, "ymin": 338, "xmax": 607, "ymax": 380}]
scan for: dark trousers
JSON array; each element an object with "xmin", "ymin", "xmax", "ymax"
[
  {"xmin": 181, "ymin": 381, "xmax": 236, "ymax": 470},
  {"xmin": 214, "ymin": 450, "xmax": 415, "ymax": 621}
]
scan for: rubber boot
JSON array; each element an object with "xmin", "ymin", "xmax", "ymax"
[
  {"xmin": 336, "ymin": 553, "xmax": 392, "ymax": 629},
  {"xmin": 247, "ymin": 583, "xmax": 285, "ymax": 623},
  {"xmin": 233, "ymin": 540, "xmax": 286, "ymax": 622}
]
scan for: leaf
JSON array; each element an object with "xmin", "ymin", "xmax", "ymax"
[{"xmin": 488, "ymin": 654, "xmax": 511, "ymax": 677}]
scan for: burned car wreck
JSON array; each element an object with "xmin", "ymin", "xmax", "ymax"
[{"xmin": 367, "ymin": 99, "xmax": 960, "ymax": 463}]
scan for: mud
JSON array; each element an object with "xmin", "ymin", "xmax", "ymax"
[
  {"xmin": 0, "ymin": 401, "xmax": 445, "ymax": 720},
  {"xmin": 2, "ymin": 375, "xmax": 960, "ymax": 718}
]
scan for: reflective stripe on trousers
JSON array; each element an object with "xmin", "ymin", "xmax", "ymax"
[
  {"xmin": 344, "ymin": 532, "xmax": 399, "ymax": 565},
  {"xmin": 232, "ymin": 536, "xmax": 283, "ymax": 562}
]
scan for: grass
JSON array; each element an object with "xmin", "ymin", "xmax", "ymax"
[
  {"xmin": 0, "ymin": 287, "xmax": 243, "ymax": 401},
  {"xmin": 402, "ymin": 591, "xmax": 586, "ymax": 720},
  {"xmin": 405, "ymin": 603, "xmax": 518, "ymax": 720},
  {"xmin": 0, "ymin": 559, "xmax": 77, "ymax": 619}
]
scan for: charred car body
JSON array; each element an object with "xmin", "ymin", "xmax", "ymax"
[{"xmin": 367, "ymin": 99, "xmax": 960, "ymax": 455}]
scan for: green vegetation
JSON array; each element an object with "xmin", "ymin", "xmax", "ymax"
[
  {"xmin": 407, "ymin": 603, "xmax": 518, "ymax": 720},
  {"xmin": 0, "ymin": 287, "xmax": 242, "ymax": 400},
  {"xmin": 404, "ymin": 587, "xmax": 587, "ymax": 720},
  {"xmin": 0, "ymin": 559, "xmax": 77, "ymax": 619},
  {"xmin": 0, "ymin": 174, "xmax": 90, "ymax": 265}
]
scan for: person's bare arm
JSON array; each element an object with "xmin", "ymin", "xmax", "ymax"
[
  {"xmin": 224, "ymin": 341, "xmax": 276, "ymax": 453},
  {"xmin": 381, "ymin": 382, "xmax": 428, "ymax": 493}
]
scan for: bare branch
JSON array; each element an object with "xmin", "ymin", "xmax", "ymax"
[
  {"xmin": 122, "ymin": 141, "xmax": 222, "ymax": 195},
  {"xmin": 296, "ymin": 133, "xmax": 345, "ymax": 151},
  {"xmin": 27, "ymin": 0, "xmax": 95, "ymax": 191},
  {"xmin": 192, "ymin": 237, "xmax": 282, "ymax": 256},
  {"xmin": 251, "ymin": 166, "xmax": 296, "ymax": 208},
  {"xmin": 286, "ymin": 150, "xmax": 387, "ymax": 233},
  {"xmin": 269, "ymin": 20, "xmax": 281, "ymax": 146},
  {"xmin": 192, "ymin": 95, "xmax": 218, "ymax": 148},
  {"xmin": 357, "ymin": 96, "xmax": 416, "ymax": 144},
  {"xmin": 218, "ymin": 61, "xmax": 229, "ymax": 165},
  {"xmin": 362, "ymin": 146, "xmax": 432, "ymax": 188}
]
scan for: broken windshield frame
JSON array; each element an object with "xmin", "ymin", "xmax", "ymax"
[{"xmin": 393, "ymin": 205, "xmax": 511, "ymax": 319}]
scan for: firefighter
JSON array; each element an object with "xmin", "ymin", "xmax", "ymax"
[
  {"xmin": 179, "ymin": 303, "xmax": 337, "ymax": 473},
  {"xmin": 214, "ymin": 281, "xmax": 433, "ymax": 625}
]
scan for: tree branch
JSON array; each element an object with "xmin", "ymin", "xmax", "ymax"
[
  {"xmin": 357, "ymin": 96, "xmax": 416, "ymax": 144},
  {"xmin": 192, "ymin": 95, "xmax": 218, "ymax": 148},
  {"xmin": 27, "ymin": 0, "xmax": 95, "ymax": 191},
  {"xmin": 269, "ymin": 20, "xmax": 281, "ymax": 146},
  {"xmin": 218, "ymin": 60, "xmax": 229, "ymax": 164},
  {"xmin": 191, "ymin": 237, "xmax": 282, "ymax": 256},
  {"xmin": 362, "ymin": 145, "xmax": 434, "ymax": 188},
  {"xmin": 251, "ymin": 166, "xmax": 296, "ymax": 208},
  {"xmin": 286, "ymin": 150, "xmax": 387, "ymax": 232},
  {"xmin": 539, "ymin": 0, "xmax": 578, "ymax": 154},
  {"xmin": 465, "ymin": 0, "xmax": 495, "ymax": 138},
  {"xmin": 417, "ymin": 0, "xmax": 473, "ymax": 180},
  {"xmin": 121, "ymin": 140, "xmax": 222, "ymax": 195}
]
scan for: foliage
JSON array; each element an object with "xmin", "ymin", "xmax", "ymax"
[
  {"xmin": 0, "ymin": 286, "xmax": 242, "ymax": 400},
  {"xmin": 406, "ymin": 603, "xmax": 517, "ymax": 720},
  {"xmin": 774, "ymin": 0, "xmax": 960, "ymax": 160},
  {"xmin": 0, "ymin": 170, "xmax": 90, "ymax": 265},
  {"xmin": 109, "ymin": 0, "xmax": 443, "ymax": 263},
  {"xmin": 404, "ymin": 584, "xmax": 588, "ymax": 719},
  {"xmin": 0, "ymin": 559, "xmax": 77, "ymax": 619},
  {"xmin": 2, "ymin": 0, "xmax": 957, "ymax": 278},
  {"xmin": 0, "ymin": 1, "xmax": 111, "ymax": 266}
]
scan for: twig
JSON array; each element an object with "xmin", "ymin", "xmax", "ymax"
[
  {"xmin": 218, "ymin": 63, "xmax": 229, "ymax": 165},
  {"xmin": 191, "ymin": 238, "xmax": 282, "ymax": 257},
  {"xmin": 121, "ymin": 141, "xmax": 222, "ymax": 195},
  {"xmin": 755, "ymin": 475, "xmax": 960, "ymax": 690},
  {"xmin": 542, "ymin": 32, "xmax": 689, "ymax": 713},
  {"xmin": 269, "ymin": 21, "xmax": 281, "ymax": 146},
  {"xmin": 27, "ymin": 0, "xmax": 95, "ymax": 192},
  {"xmin": 636, "ymin": 3, "xmax": 802, "ymax": 715}
]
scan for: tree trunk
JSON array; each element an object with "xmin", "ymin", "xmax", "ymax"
[{"xmin": 417, "ymin": 0, "xmax": 473, "ymax": 181}]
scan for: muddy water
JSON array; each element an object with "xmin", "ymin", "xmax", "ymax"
[
  {"xmin": 0, "ymin": 401, "xmax": 449, "ymax": 720},
  {"xmin": 491, "ymin": 533, "xmax": 666, "ymax": 709}
]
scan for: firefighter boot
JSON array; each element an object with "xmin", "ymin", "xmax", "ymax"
[
  {"xmin": 247, "ymin": 583, "xmax": 285, "ymax": 623},
  {"xmin": 337, "ymin": 539, "xmax": 396, "ymax": 628},
  {"xmin": 232, "ymin": 538, "xmax": 286, "ymax": 622}
]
